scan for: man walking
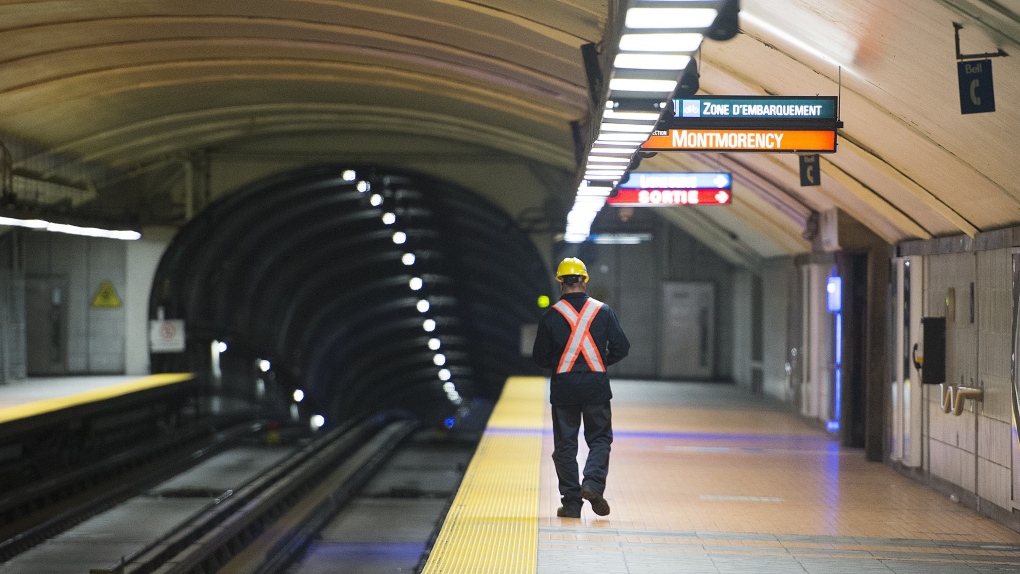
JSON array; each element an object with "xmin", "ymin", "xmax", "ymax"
[{"xmin": 532, "ymin": 257, "xmax": 630, "ymax": 518}]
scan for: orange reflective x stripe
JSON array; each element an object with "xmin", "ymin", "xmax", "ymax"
[{"xmin": 552, "ymin": 298, "xmax": 605, "ymax": 373}]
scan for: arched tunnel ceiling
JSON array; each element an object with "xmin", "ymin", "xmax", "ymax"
[{"xmin": 0, "ymin": 0, "xmax": 1018, "ymax": 261}]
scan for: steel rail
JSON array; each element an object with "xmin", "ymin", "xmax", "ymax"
[{"xmin": 90, "ymin": 412, "xmax": 416, "ymax": 574}]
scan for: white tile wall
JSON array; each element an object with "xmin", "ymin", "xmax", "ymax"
[
  {"xmin": 979, "ymin": 457, "xmax": 1012, "ymax": 510},
  {"xmin": 977, "ymin": 249, "xmax": 1012, "ymax": 424},
  {"xmin": 919, "ymin": 248, "xmax": 1016, "ymax": 510}
]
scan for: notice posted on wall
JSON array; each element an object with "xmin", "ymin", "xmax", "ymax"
[{"xmin": 150, "ymin": 319, "xmax": 186, "ymax": 353}]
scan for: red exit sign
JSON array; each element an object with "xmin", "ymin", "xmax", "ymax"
[{"xmin": 607, "ymin": 187, "xmax": 731, "ymax": 207}]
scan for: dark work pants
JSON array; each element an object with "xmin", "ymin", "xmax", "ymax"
[{"xmin": 551, "ymin": 402, "xmax": 613, "ymax": 509}]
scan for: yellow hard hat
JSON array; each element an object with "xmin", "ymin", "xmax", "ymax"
[{"xmin": 555, "ymin": 257, "xmax": 589, "ymax": 282}]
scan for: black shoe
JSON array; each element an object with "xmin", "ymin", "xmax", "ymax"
[
  {"xmin": 556, "ymin": 505, "xmax": 581, "ymax": 518},
  {"xmin": 581, "ymin": 487, "xmax": 610, "ymax": 516}
]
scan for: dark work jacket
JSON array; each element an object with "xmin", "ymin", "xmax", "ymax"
[{"xmin": 532, "ymin": 292, "xmax": 630, "ymax": 405}]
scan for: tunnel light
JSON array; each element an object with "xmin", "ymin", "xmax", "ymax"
[
  {"xmin": 625, "ymin": 7, "xmax": 718, "ymax": 29},
  {"xmin": 215, "ymin": 341, "xmax": 228, "ymax": 353},
  {"xmin": 417, "ymin": 299, "xmax": 430, "ymax": 312},
  {"xmin": 428, "ymin": 337, "xmax": 441, "ymax": 350},
  {"xmin": 619, "ymin": 32, "xmax": 704, "ymax": 52},
  {"xmin": 614, "ymin": 53, "xmax": 692, "ymax": 70},
  {"xmin": 409, "ymin": 277, "xmax": 423, "ymax": 290},
  {"xmin": 423, "ymin": 318, "xmax": 436, "ymax": 332},
  {"xmin": 382, "ymin": 212, "xmax": 396, "ymax": 225},
  {"xmin": 402, "ymin": 252, "xmax": 416, "ymax": 265},
  {"xmin": 392, "ymin": 231, "xmax": 407, "ymax": 244},
  {"xmin": 438, "ymin": 368, "xmax": 451, "ymax": 381},
  {"xmin": 293, "ymin": 389, "xmax": 305, "ymax": 402},
  {"xmin": 310, "ymin": 414, "xmax": 325, "ymax": 431},
  {"xmin": 433, "ymin": 353, "xmax": 446, "ymax": 366},
  {"xmin": 443, "ymin": 382, "xmax": 456, "ymax": 393},
  {"xmin": 356, "ymin": 181, "xmax": 370, "ymax": 192},
  {"xmin": 342, "ymin": 170, "xmax": 357, "ymax": 181},
  {"xmin": 370, "ymin": 193, "xmax": 383, "ymax": 206},
  {"xmin": 258, "ymin": 359, "xmax": 271, "ymax": 372}
]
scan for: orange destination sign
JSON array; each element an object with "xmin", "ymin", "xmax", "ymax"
[{"xmin": 642, "ymin": 129, "xmax": 836, "ymax": 153}]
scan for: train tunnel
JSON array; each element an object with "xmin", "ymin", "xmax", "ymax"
[{"xmin": 148, "ymin": 165, "xmax": 550, "ymax": 427}]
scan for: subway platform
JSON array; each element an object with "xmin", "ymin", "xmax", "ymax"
[{"xmin": 423, "ymin": 377, "xmax": 1020, "ymax": 574}]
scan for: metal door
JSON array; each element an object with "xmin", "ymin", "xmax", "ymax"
[
  {"xmin": 26, "ymin": 277, "xmax": 68, "ymax": 375},
  {"xmin": 660, "ymin": 282, "xmax": 714, "ymax": 379}
]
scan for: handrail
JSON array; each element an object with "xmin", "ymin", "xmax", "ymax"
[{"xmin": 940, "ymin": 384, "xmax": 983, "ymax": 416}]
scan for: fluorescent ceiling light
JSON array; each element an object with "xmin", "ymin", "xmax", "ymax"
[
  {"xmin": 599, "ymin": 122, "xmax": 656, "ymax": 133},
  {"xmin": 625, "ymin": 8, "xmax": 718, "ymax": 29},
  {"xmin": 590, "ymin": 146, "xmax": 640, "ymax": 154},
  {"xmin": 619, "ymin": 33, "xmax": 704, "ymax": 52},
  {"xmin": 0, "ymin": 216, "xmax": 142, "ymax": 240},
  {"xmin": 596, "ymin": 132, "xmax": 652, "ymax": 142},
  {"xmin": 0, "ymin": 216, "xmax": 47, "ymax": 229},
  {"xmin": 603, "ymin": 110, "xmax": 661, "ymax": 121},
  {"xmin": 586, "ymin": 156, "xmax": 631, "ymax": 163},
  {"xmin": 614, "ymin": 53, "xmax": 691, "ymax": 70},
  {"xmin": 609, "ymin": 78, "xmax": 677, "ymax": 92}
]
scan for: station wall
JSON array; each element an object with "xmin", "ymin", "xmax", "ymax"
[
  {"xmin": 0, "ymin": 228, "xmax": 170, "ymax": 380},
  {"xmin": 889, "ymin": 242, "xmax": 1020, "ymax": 521}
]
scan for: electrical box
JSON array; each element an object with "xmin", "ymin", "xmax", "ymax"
[{"xmin": 920, "ymin": 317, "xmax": 946, "ymax": 385}]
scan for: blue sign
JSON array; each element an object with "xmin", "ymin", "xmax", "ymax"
[
  {"xmin": 800, "ymin": 154, "xmax": 820, "ymax": 186},
  {"xmin": 958, "ymin": 59, "xmax": 995, "ymax": 114},
  {"xmin": 674, "ymin": 96, "xmax": 837, "ymax": 120},
  {"xmin": 826, "ymin": 276, "xmax": 842, "ymax": 313},
  {"xmin": 619, "ymin": 172, "xmax": 731, "ymax": 190}
]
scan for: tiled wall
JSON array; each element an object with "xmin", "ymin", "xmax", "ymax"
[
  {"xmin": 922, "ymin": 248, "xmax": 1014, "ymax": 511},
  {"xmin": 23, "ymin": 233, "xmax": 126, "ymax": 374}
]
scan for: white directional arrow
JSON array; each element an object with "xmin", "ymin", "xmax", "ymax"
[
  {"xmin": 715, "ymin": 190, "xmax": 730, "ymax": 204},
  {"xmin": 713, "ymin": 174, "xmax": 729, "ymax": 188}
]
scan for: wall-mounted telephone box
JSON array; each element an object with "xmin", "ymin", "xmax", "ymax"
[{"xmin": 920, "ymin": 317, "xmax": 946, "ymax": 385}]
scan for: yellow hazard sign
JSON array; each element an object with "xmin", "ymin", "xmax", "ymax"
[{"xmin": 92, "ymin": 280, "xmax": 122, "ymax": 308}]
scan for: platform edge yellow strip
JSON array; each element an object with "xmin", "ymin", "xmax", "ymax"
[
  {"xmin": 0, "ymin": 373, "xmax": 195, "ymax": 424},
  {"xmin": 422, "ymin": 376, "xmax": 545, "ymax": 574}
]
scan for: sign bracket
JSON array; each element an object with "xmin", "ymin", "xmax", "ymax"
[{"xmin": 954, "ymin": 23, "xmax": 1008, "ymax": 61}]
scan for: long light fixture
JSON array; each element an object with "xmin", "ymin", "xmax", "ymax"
[
  {"xmin": 0, "ymin": 216, "xmax": 141, "ymax": 240},
  {"xmin": 564, "ymin": 0, "xmax": 728, "ymax": 244}
]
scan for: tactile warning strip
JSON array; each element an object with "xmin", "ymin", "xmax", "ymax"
[
  {"xmin": 422, "ymin": 376, "xmax": 546, "ymax": 574},
  {"xmin": 0, "ymin": 373, "xmax": 194, "ymax": 424}
]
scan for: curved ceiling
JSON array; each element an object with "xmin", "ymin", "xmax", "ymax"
[{"xmin": 0, "ymin": 1, "xmax": 1017, "ymax": 265}]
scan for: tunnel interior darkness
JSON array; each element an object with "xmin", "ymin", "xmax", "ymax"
[{"xmin": 149, "ymin": 165, "xmax": 550, "ymax": 428}]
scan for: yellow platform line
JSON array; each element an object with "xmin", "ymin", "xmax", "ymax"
[
  {"xmin": 0, "ymin": 373, "xmax": 195, "ymax": 425},
  {"xmin": 423, "ymin": 376, "xmax": 546, "ymax": 574}
]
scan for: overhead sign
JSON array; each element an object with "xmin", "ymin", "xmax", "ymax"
[
  {"xmin": 642, "ymin": 129, "xmax": 836, "ymax": 153},
  {"xmin": 646, "ymin": 95, "xmax": 840, "ymax": 153},
  {"xmin": 608, "ymin": 172, "xmax": 732, "ymax": 207},
  {"xmin": 150, "ymin": 319, "xmax": 186, "ymax": 353},
  {"xmin": 675, "ymin": 96, "xmax": 837, "ymax": 120},
  {"xmin": 958, "ymin": 59, "xmax": 995, "ymax": 114},
  {"xmin": 800, "ymin": 154, "xmax": 821, "ymax": 186},
  {"xmin": 91, "ymin": 280, "xmax": 122, "ymax": 308}
]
